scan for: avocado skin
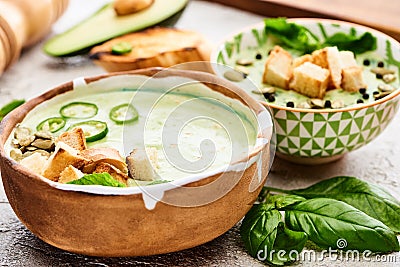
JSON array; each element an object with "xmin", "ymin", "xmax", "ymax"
[{"xmin": 43, "ymin": 0, "xmax": 188, "ymax": 57}]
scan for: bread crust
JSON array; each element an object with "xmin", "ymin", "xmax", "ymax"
[{"xmin": 89, "ymin": 27, "xmax": 211, "ymax": 72}]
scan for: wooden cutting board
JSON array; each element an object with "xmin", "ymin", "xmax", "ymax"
[{"xmin": 206, "ymin": 0, "xmax": 400, "ymax": 41}]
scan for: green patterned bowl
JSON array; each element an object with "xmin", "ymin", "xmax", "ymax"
[{"xmin": 211, "ymin": 18, "xmax": 400, "ymax": 164}]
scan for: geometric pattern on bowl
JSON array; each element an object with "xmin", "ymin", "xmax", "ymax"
[
  {"xmin": 212, "ymin": 18, "xmax": 400, "ymax": 162},
  {"xmin": 273, "ymin": 95, "xmax": 400, "ymax": 157}
]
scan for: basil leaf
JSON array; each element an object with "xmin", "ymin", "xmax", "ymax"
[
  {"xmin": 268, "ymin": 223, "xmax": 308, "ymax": 266},
  {"xmin": 240, "ymin": 204, "xmax": 281, "ymax": 258},
  {"xmin": 264, "ymin": 18, "xmax": 320, "ymax": 54},
  {"xmin": 285, "ymin": 198, "xmax": 399, "ymax": 253},
  {"xmin": 322, "ymin": 31, "xmax": 377, "ymax": 54},
  {"xmin": 266, "ymin": 194, "xmax": 306, "ymax": 209},
  {"xmin": 263, "ymin": 18, "xmax": 377, "ymax": 55},
  {"xmin": 67, "ymin": 172, "xmax": 126, "ymax": 187},
  {"xmin": 287, "ymin": 176, "xmax": 400, "ymax": 233}
]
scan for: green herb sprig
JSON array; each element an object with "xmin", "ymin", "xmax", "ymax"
[
  {"xmin": 241, "ymin": 176, "xmax": 400, "ymax": 266},
  {"xmin": 264, "ymin": 18, "xmax": 377, "ymax": 55}
]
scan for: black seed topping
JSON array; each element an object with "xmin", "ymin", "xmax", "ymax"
[
  {"xmin": 358, "ymin": 88, "xmax": 366, "ymax": 94},
  {"xmin": 268, "ymin": 94, "xmax": 276, "ymax": 102},
  {"xmin": 363, "ymin": 59, "xmax": 370, "ymax": 66},
  {"xmin": 373, "ymin": 91, "xmax": 380, "ymax": 95},
  {"xmin": 324, "ymin": 100, "xmax": 332, "ymax": 108},
  {"xmin": 376, "ymin": 73, "xmax": 383, "ymax": 79},
  {"xmin": 286, "ymin": 101, "xmax": 295, "ymax": 108},
  {"xmin": 255, "ymin": 53, "xmax": 262, "ymax": 60},
  {"xmin": 268, "ymin": 50, "xmax": 272, "ymax": 55},
  {"xmin": 362, "ymin": 93, "xmax": 370, "ymax": 100},
  {"xmin": 377, "ymin": 61, "xmax": 384, "ymax": 67},
  {"xmin": 357, "ymin": 99, "xmax": 364, "ymax": 104}
]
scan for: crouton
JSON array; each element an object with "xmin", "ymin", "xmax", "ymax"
[
  {"xmin": 262, "ymin": 46, "xmax": 293, "ymax": 89},
  {"xmin": 292, "ymin": 54, "xmax": 313, "ymax": 68},
  {"xmin": 93, "ymin": 162, "xmax": 129, "ymax": 185},
  {"xmin": 42, "ymin": 142, "xmax": 87, "ymax": 181},
  {"xmin": 339, "ymin": 51, "xmax": 357, "ymax": 68},
  {"xmin": 312, "ymin": 47, "xmax": 342, "ymax": 89},
  {"xmin": 80, "ymin": 147, "xmax": 128, "ymax": 174},
  {"xmin": 126, "ymin": 147, "xmax": 159, "ymax": 181},
  {"xmin": 59, "ymin": 165, "xmax": 84, "ymax": 184},
  {"xmin": 341, "ymin": 66, "xmax": 367, "ymax": 92},
  {"xmin": 289, "ymin": 62, "xmax": 330, "ymax": 99},
  {"xmin": 20, "ymin": 153, "xmax": 48, "ymax": 176},
  {"xmin": 56, "ymin": 127, "xmax": 87, "ymax": 151}
]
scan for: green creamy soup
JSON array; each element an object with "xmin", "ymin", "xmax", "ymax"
[
  {"xmin": 11, "ymin": 85, "xmax": 258, "ymax": 182},
  {"xmin": 225, "ymin": 42, "xmax": 399, "ymax": 108}
]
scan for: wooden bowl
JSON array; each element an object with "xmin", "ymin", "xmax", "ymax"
[{"xmin": 0, "ymin": 68, "xmax": 274, "ymax": 257}]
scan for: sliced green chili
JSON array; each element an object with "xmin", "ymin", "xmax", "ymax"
[
  {"xmin": 37, "ymin": 117, "xmax": 66, "ymax": 132},
  {"xmin": 68, "ymin": 120, "xmax": 108, "ymax": 142},
  {"xmin": 60, "ymin": 102, "xmax": 98, "ymax": 119},
  {"xmin": 109, "ymin": 103, "xmax": 138, "ymax": 124}
]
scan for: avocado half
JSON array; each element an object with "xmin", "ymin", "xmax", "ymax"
[{"xmin": 43, "ymin": 0, "xmax": 189, "ymax": 57}]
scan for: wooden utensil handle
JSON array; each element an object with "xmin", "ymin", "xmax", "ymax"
[{"xmin": 0, "ymin": 0, "xmax": 69, "ymax": 75}]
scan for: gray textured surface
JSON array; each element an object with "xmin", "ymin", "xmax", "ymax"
[{"xmin": 0, "ymin": 0, "xmax": 400, "ymax": 266}]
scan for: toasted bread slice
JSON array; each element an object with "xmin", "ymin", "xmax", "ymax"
[
  {"xmin": 94, "ymin": 162, "xmax": 129, "ymax": 186},
  {"xmin": 56, "ymin": 128, "xmax": 87, "ymax": 151},
  {"xmin": 114, "ymin": 0, "xmax": 154, "ymax": 16},
  {"xmin": 289, "ymin": 62, "xmax": 330, "ymax": 99},
  {"xmin": 341, "ymin": 66, "xmax": 367, "ymax": 92},
  {"xmin": 80, "ymin": 147, "xmax": 128, "ymax": 174},
  {"xmin": 312, "ymin": 47, "xmax": 342, "ymax": 89},
  {"xmin": 42, "ymin": 142, "xmax": 88, "ymax": 181},
  {"xmin": 262, "ymin": 46, "xmax": 293, "ymax": 89},
  {"xmin": 126, "ymin": 147, "xmax": 159, "ymax": 181},
  {"xmin": 89, "ymin": 27, "xmax": 211, "ymax": 72},
  {"xmin": 58, "ymin": 165, "xmax": 84, "ymax": 184}
]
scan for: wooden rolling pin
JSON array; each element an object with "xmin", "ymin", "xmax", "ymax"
[
  {"xmin": 207, "ymin": 0, "xmax": 400, "ymax": 41},
  {"xmin": 0, "ymin": 0, "xmax": 69, "ymax": 75}
]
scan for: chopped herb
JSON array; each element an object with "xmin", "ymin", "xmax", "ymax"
[{"xmin": 111, "ymin": 42, "xmax": 132, "ymax": 55}]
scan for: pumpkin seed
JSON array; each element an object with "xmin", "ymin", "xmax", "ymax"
[
  {"xmin": 10, "ymin": 149, "xmax": 23, "ymax": 162},
  {"xmin": 234, "ymin": 66, "xmax": 250, "ymax": 76},
  {"xmin": 374, "ymin": 91, "xmax": 392, "ymax": 100},
  {"xmin": 14, "ymin": 126, "xmax": 35, "ymax": 147},
  {"xmin": 378, "ymin": 84, "xmax": 396, "ymax": 92},
  {"xmin": 35, "ymin": 130, "xmax": 54, "ymax": 140},
  {"xmin": 382, "ymin": 74, "xmax": 396, "ymax": 83},
  {"xmin": 31, "ymin": 139, "xmax": 55, "ymax": 150},
  {"xmin": 236, "ymin": 58, "xmax": 253, "ymax": 66},
  {"xmin": 297, "ymin": 102, "xmax": 312, "ymax": 109},
  {"xmin": 331, "ymin": 99, "xmax": 345, "ymax": 109},
  {"xmin": 309, "ymin": 99, "xmax": 324, "ymax": 109},
  {"xmin": 25, "ymin": 146, "xmax": 38, "ymax": 151},
  {"xmin": 252, "ymin": 87, "xmax": 276, "ymax": 95},
  {"xmin": 370, "ymin": 67, "xmax": 395, "ymax": 76},
  {"xmin": 224, "ymin": 70, "xmax": 246, "ymax": 82}
]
